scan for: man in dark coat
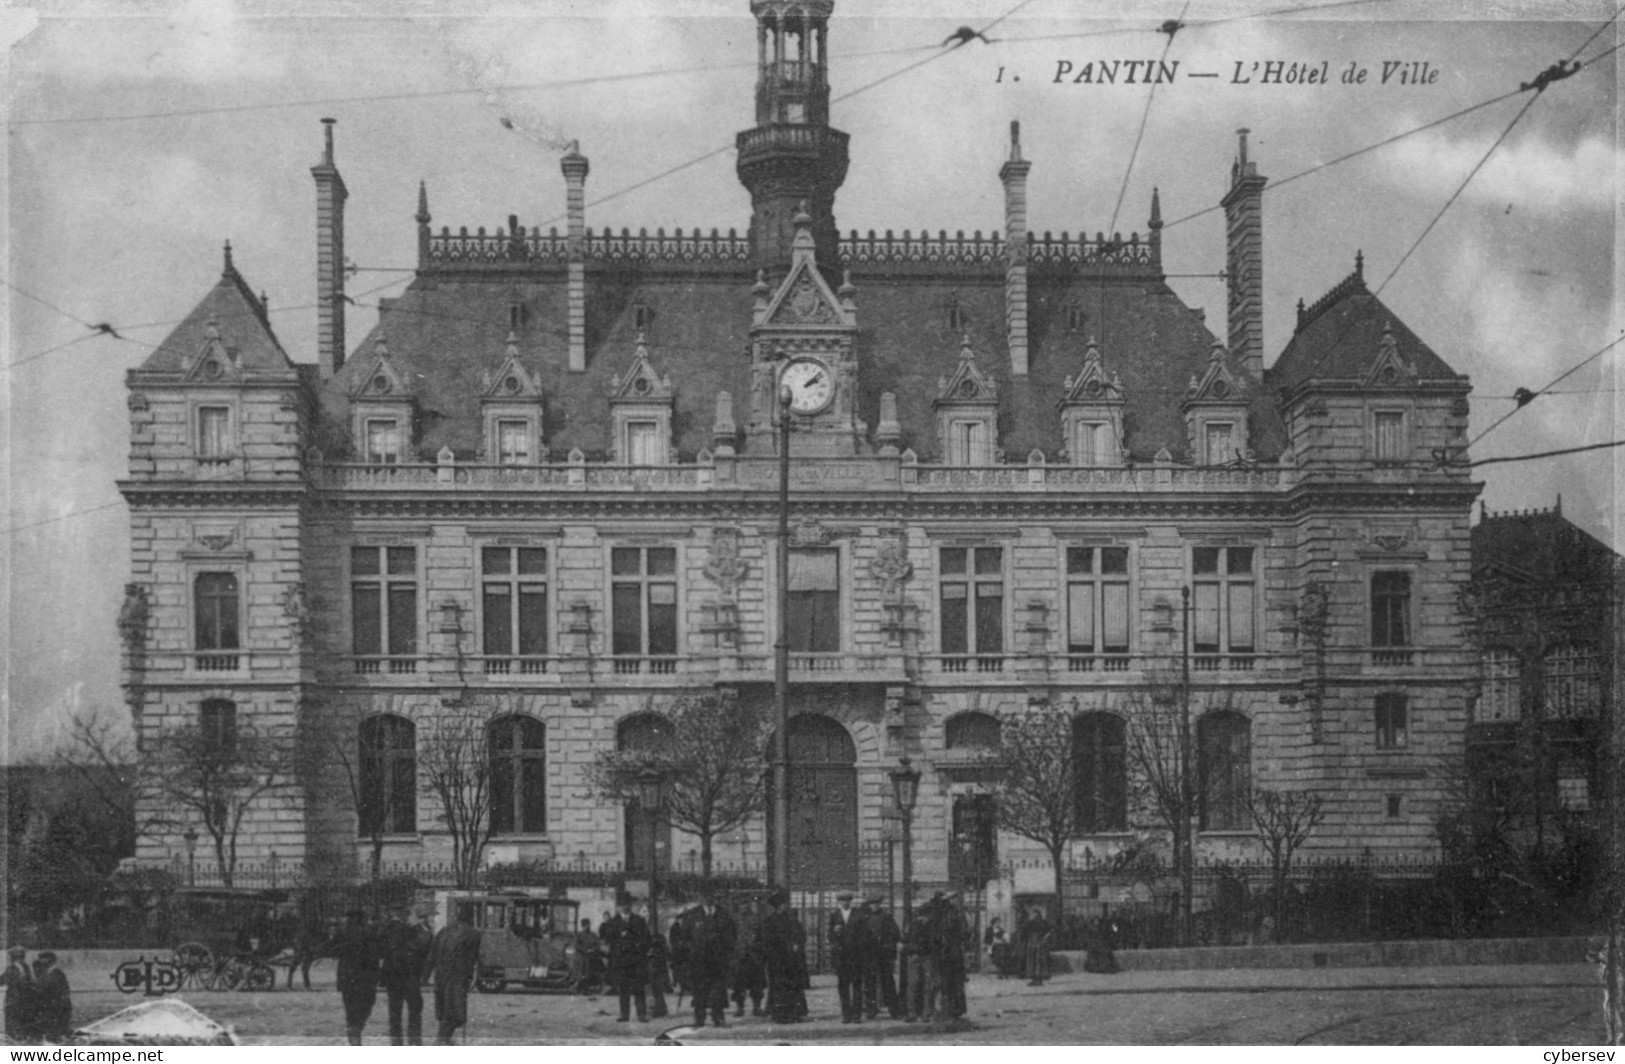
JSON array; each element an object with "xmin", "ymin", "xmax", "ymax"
[
  {"xmin": 863, "ymin": 894, "xmax": 902, "ymax": 1019},
  {"xmin": 938, "ymin": 894, "xmax": 970, "ymax": 1018},
  {"xmin": 2, "ymin": 946, "xmax": 36, "ymax": 1042},
  {"xmin": 333, "ymin": 909, "xmax": 380, "ymax": 1046},
  {"xmin": 685, "ymin": 891, "xmax": 736, "ymax": 1028},
  {"xmin": 647, "ymin": 926, "xmax": 671, "ymax": 1019},
  {"xmin": 1023, "ymin": 906, "xmax": 1053, "ymax": 986},
  {"xmin": 729, "ymin": 897, "xmax": 766, "ymax": 1018},
  {"xmin": 666, "ymin": 907, "xmax": 695, "ymax": 1002},
  {"xmin": 378, "ymin": 904, "xmax": 433, "ymax": 1045},
  {"xmin": 427, "ymin": 905, "xmax": 482, "ymax": 1045},
  {"xmin": 600, "ymin": 892, "xmax": 651, "ymax": 1022},
  {"xmin": 827, "ymin": 889, "xmax": 865, "ymax": 1023},
  {"xmin": 29, "ymin": 954, "xmax": 68, "ymax": 1043}
]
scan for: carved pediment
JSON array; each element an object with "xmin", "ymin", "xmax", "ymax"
[
  {"xmin": 936, "ymin": 335, "xmax": 999, "ymax": 405},
  {"xmin": 758, "ymin": 208, "xmax": 854, "ymax": 331},
  {"xmin": 483, "ymin": 332, "xmax": 541, "ymax": 399},
  {"xmin": 349, "ymin": 339, "xmax": 413, "ymax": 400},
  {"xmin": 1060, "ymin": 338, "xmax": 1124, "ymax": 407},
  {"xmin": 183, "ymin": 319, "xmax": 243, "ymax": 383},
  {"xmin": 1183, "ymin": 341, "xmax": 1250, "ymax": 407},
  {"xmin": 1363, "ymin": 323, "xmax": 1416, "ymax": 387},
  {"xmin": 610, "ymin": 333, "xmax": 674, "ymax": 403}
]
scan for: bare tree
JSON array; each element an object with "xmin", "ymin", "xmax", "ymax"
[
  {"xmin": 586, "ymin": 692, "xmax": 768, "ymax": 878},
  {"xmin": 1246, "ymin": 787, "xmax": 1325, "ymax": 940},
  {"xmin": 419, "ymin": 714, "xmax": 493, "ymax": 889},
  {"xmin": 56, "ymin": 705, "xmax": 162, "ymax": 845},
  {"xmin": 989, "ymin": 704, "xmax": 1078, "ymax": 914},
  {"xmin": 144, "ymin": 717, "xmax": 294, "ymax": 887}
]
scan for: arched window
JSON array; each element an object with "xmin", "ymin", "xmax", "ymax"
[
  {"xmin": 489, "ymin": 716, "xmax": 547, "ymax": 835},
  {"xmin": 1198, "ymin": 711, "xmax": 1251, "ymax": 831},
  {"xmin": 1073, "ymin": 712, "xmax": 1127, "ymax": 832},
  {"xmin": 945, "ymin": 711, "xmax": 1001, "ymax": 751},
  {"xmin": 358, "ymin": 715, "xmax": 416, "ymax": 836},
  {"xmin": 1544, "ymin": 643, "xmax": 1600, "ymax": 719},
  {"xmin": 1480, "ymin": 647, "xmax": 1521, "ymax": 722}
]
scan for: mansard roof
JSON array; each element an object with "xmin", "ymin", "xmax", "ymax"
[
  {"xmin": 1268, "ymin": 257, "xmax": 1461, "ymax": 394},
  {"xmin": 319, "ymin": 255, "xmax": 1285, "ymax": 464},
  {"xmin": 1471, "ymin": 501, "xmax": 1619, "ymax": 587},
  {"xmin": 137, "ymin": 243, "xmax": 293, "ymax": 377}
]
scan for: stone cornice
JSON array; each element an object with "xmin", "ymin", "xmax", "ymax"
[{"xmin": 118, "ymin": 480, "xmax": 311, "ymax": 507}]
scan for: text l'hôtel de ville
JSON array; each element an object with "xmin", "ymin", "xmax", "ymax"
[{"xmin": 1004, "ymin": 59, "xmax": 1442, "ymax": 86}]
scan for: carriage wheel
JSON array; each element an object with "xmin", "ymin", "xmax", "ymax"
[
  {"xmin": 214, "ymin": 957, "xmax": 249, "ymax": 992},
  {"xmin": 172, "ymin": 942, "xmax": 215, "ymax": 990},
  {"xmin": 244, "ymin": 963, "xmax": 277, "ymax": 992}
]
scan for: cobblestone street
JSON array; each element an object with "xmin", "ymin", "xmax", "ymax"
[{"xmin": 53, "ymin": 960, "xmax": 1607, "ymax": 1045}]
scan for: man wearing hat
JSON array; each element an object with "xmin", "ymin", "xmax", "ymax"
[
  {"xmin": 759, "ymin": 890, "xmax": 801, "ymax": 1023},
  {"xmin": 938, "ymin": 893, "xmax": 970, "ymax": 1019},
  {"xmin": 377, "ymin": 903, "xmax": 433, "ymax": 1045},
  {"xmin": 427, "ymin": 903, "xmax": 482, "ymax": 1045},
  {"xmin": 2, "ymin": 946, "xmax": 36, "ymax": 1042},
  {"xmin": 685, "ymin": 890, "xmax": 735, "ymax": 1028},
  {"xmin": 333, "ymin": 909, "xmax": 380, "ymax": 1045},
  {"xmin": 862, "ymin": 894, "xmax": 901, "ymax": 1020},
  {"xmin": 827, "ymin": 889, "xmax": 865, "ymax": 1023},
  {"xmin": 29, "ymin": 953, "xmax": 69, "ymax": 1043},
  {"xmin": 600, "ymin": 892, "xmax": 651, "ymax": 1023}
]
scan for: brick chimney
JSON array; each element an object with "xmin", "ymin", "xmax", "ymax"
[
  {"xmin": 561, "ymin": 142, "xmax": 589, "ymax": 373},
  {"xmin": 1000, "ymin": 120, "xmax": 1032, "ymax": 377},
  {"xmin": 311, "ymin": 118, "xmax": 347, "ymax": 378},
  {"xmin": 1221, "ymin": 127, "xmax": 1266, "ymax": 379}
]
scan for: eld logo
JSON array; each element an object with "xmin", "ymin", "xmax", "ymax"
[{"xmin": 110, "ymin": 957, "xmax": 183, "ymax": 997}]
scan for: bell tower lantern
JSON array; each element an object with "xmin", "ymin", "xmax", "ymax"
[{"xmin": 736, "ymin": 0, "xmax": 850, "ymax": 276}]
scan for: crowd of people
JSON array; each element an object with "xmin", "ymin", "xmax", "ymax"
[
  {"xmin": 1, "ymin": 947, "xmax": 72, "ymax": 1043},
  {"xmin": 330, "ymin": 901, "xmax": 480, "ymax": 1045}
]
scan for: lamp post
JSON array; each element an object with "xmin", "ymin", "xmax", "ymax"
[
  {"xmin": 182, "ymin": 828, "xmax": 199, "ymax": 887},
  {"xmin": 637, "ymin": 768, "xmax": 666, "ymax": 935},
  {"xmin": 1179, "ymin": 585, "xmax": 1194, "ymax": 947},
  {"xmin": 890, "ymin": 756, "xmax": 921, "ymax": 923},
  {"xmin": 772, "ymin": 384, "xmax": 793, "ymax": 889}
]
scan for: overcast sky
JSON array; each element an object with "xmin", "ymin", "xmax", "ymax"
[{"xmin": 3, "ymin": 0, "xmax": 1617, "ymax": 761}]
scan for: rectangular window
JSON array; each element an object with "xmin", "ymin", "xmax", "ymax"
[
  {"xmin": 941, "ymin": 547, "xmax": 1003, "ymax": 662},
  {"xmin": 787, "ymin": 548, "xmax": 840, "ymax": 652},
  {"xmin": 352, "ymin": 546, "xmax": 417, "ymax": 670},
  {"xmin": 1376, "ymin": 693, "xmax": 1408, "ymax": 749},
  {"xmin": 948, "ymin": 421, "xmax": 988, "ymax": 465},
  {"xmin": 482, "ymin": 547, "xmax": 548, "ymax": 672},
  {"xmin": 197, "ymin": 406, "xmax": 231, "ymax": 458},
  {"xmin": 193, "ymin": 572, "xmax": 240, "ymax": 651},
  {"xmin": 1075, "ymin": 423, "xmax": 1106, "ymax": 466},
  {"xmin": 611, "ymin": 547, "xmax": 678, "ymax": 668},
  {"xmin": 1371, "ymin": 571, "xmax": 1411, "ymax": 648},
  {"xmin": 626, "ymin": 420, "xmax": 662, "ymax": 466},
  {"xmin": 200, "ymin": 700, "xmax": 237, "ymax": 758},
  {"xmin": 496, "ymin": 420, "xmax": 530, "ymax": 465},
  {"xmin": 1192, "ymin": 546, "xmax": 1255, "ymax": 657},
  {"xmin": 1374, "ymin": 411, "xmax": 1405, "ymax": 462},
  {"xmin": 1386, "ymin": 794, "xmax": 1402, "ymax": 819},
  {"xmin": 1067, "ymin": 547, "xmax": 1130, "ymax": 660},
  {"xmin": 365, "ymin": 419, "xmax": 401, "ymax": 465},
  {"xmin": 1205, "ymin": 422, "xmax": 1234, "ymax": 465}
]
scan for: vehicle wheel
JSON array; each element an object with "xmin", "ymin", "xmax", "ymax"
[
  {"xmin": 172, "ymin": 942, "xmax": 215, "ymax": 990},
  {"xmin": 475, "ymin": 974, "xmax": 507, "ymax": 994},
  {"xmin": 244, "ymin": 963, "xmax": 277, "ymax": 992},
  {"xmin": 215, "ymin": 958, "xmax": 248, "ymax": 992}
]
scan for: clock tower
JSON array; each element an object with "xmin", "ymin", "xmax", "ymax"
[{"xmin": 745, "ymin": 207, "xmax": 863, "ymax": 456}]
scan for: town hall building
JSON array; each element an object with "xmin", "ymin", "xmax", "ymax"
[{"xmin": 120, "ymin": 0, "xmax": 1481, "ymax": 890}]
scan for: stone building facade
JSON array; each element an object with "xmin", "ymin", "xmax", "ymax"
[{"xmin": 121, "ymin": 0, "xmax": 1481, "ymax": 887}]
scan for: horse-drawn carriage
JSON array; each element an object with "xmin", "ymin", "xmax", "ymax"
[
  {"xmin": 160, "ymin": 887, "xmax": 342, "ymax": 993},
  {"xmin": 442, "ymin": 891, "xmax": 593, "ymax": 994}
]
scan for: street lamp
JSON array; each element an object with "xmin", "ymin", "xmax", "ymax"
[
  {"xmin": 182, "ymin": 828, "xmax": 199, "ymax": 887},
  {"xmin": 772, "ymin": 384, "xmax": 793, "ymax": 889},
  {"xmin": 637, "ymin": 768, "xmax": 666, "ymax": 934},
  {"xmin": 1179, "ymin": 585, "xmax": 1195, "ymax": 947},
  {"xmin": 890, "ymin": 756, "xmax": 921, "ymax": 923}
]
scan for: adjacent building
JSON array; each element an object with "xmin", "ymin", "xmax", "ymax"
[{"xmin": 120, "ymin": 0, "xmax": 1482, "ymax": 889}]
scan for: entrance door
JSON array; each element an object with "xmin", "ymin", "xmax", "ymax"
[
  {"xmin": 949, "ymin": 794, "xmax": 998, "ymax": 886},
  {"xmin": 770, "ymin": 714, "xmax": 857, "ymax": 889},
  {"xmin": 618, "ymin": 714, "xmax": 672, "ymax": 872}
]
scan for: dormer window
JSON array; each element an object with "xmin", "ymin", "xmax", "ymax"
[
  {"xmin": 948, "ymin": 302, "xmax": 966, "ymax": 332},
  {"xmin": 496, "ymin": 419, "xmax": 532, "ymax": 465},
  {"xmin": 1060, "ymin": 339, "xmax": 1125, "ymax": 467},
  {"xmin": 1373, "ymin": 410, "xmax": 1406, "ymax": 463},
  {"xmin": 626, "ymin": 420, "xmax": 662, "ymax": 465},
  {"xmin": 1074, "ymin": 422, "xmax": 1106, "ymax": 465},
  {"xmin": 634, "ymin": 303, "xmax": 654, "ymax": 332},
  {"xmin": 365, "ymin": 418, "xmax": 401, "ymax": 465},
  {"xmin": 1066, "ymin": 305, "xmax": 1084, "ymax": 332},
  {"xmin": 609, "ymin": 335, "xmax": 675, "ymax": 465},
  {"xmin": 508, "ymin": 302, "xmax": 525, "ymax": 333},
  {"xmin": 1205, "ymin": 422, "xmax": 1235, "ymax": 465},
  {"xmin": 947, "ymin": 420, "xmax": 991, "ymax": 465}
]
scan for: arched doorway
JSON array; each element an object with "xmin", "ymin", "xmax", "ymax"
[
  {"xmin": 768, "ymin": 714, "xmax": 858, "ymax": 889},
  {"xmin": 618, "ymin": 714, "xmax": 673, "ymax": 872}
]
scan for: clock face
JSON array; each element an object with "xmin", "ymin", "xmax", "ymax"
[{"xmin": 781, "ymin": 358, "xmax": 835, "ymax": 415}]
